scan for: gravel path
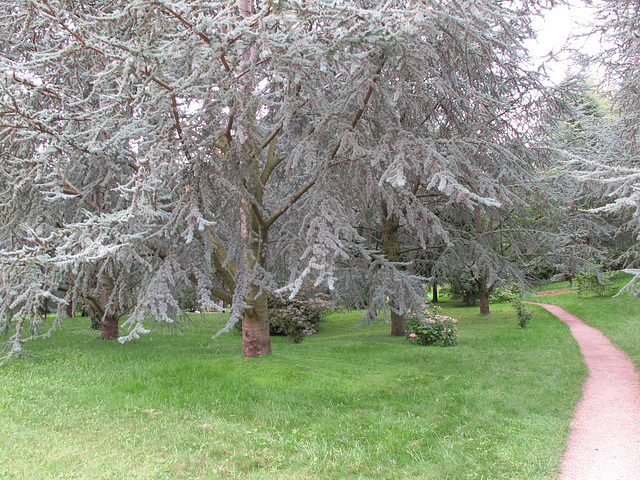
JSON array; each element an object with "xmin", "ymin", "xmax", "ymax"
[{"xmin": 530, "ymin": 302, "xmax": 640, "ymax": 480}]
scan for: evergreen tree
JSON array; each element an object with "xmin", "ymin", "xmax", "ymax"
[
  {"xmin": 0, "ymin": 0, "xmax": 561, "ymax": 359},
  {"xmin": 559, "ymin": 1, "xmax": 640, "ymax": 293}
]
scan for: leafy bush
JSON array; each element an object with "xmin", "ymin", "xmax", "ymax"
[
  {"xmin": 511, "ymin": 298, "xmax": 533, "ymax": 328},
  {"xmin": 572, "ymin": 271, "xmax": 615, "ymax": 296},
  {"xmin": 233, "ymin": 294, "xmax": 333, "ymax": 342},
  {"xmin": 267, "ymin": 295, "xmax": 333, "ymax": 343},
  {"xmin": 490, "ymin": 282, "xmax": 523, "ymax": 304},
  {"xmin": 406, "ymin": 305, "xmax": 459, "ymax": 347}
]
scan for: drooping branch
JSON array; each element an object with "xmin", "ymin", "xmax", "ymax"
[
  {"xmin": 398, "ymin": 245, "xmax": 447, "ymax": 255},
  {"xmin": 329, "ymin": 64, "xmax": 384, "ymax": 160},
  {"xmin": 187, "ymin": 273, "xmax": 233, "ymax": 305}
]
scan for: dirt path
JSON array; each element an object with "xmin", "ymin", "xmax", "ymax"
[
  {"xmin": 535, "ymin": 289, "xmax": 571, "ymax": 296},
  {"xmin": 529, "ymin": 303, "xmax": 640, "ymax": 480}
]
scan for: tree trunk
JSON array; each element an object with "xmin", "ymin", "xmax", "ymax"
[
  {"xmin": 390, "ymin": 311, "xmax": 406, "ymax": 336},
  {"xmin": 478, "ymin": 277, "xmax": 490, "ymax": 314},
  {"xmin": 388, "ymin": 305, "xmax": 406, "ymax": 335},
  {"xmin": 242, "ymin": 290, "xmax": 272, "ymax": 357},
  {"xmin": 463, "ymin": 292, "xmax": 476, "ymax": 307},
  {"xmin": 473, "ymin": 208, "xmax": 490, "ymax": 314},
  {"xmin": 100, "ymin": 314, "xmax": 120, "ymax": 339},
  {"xmin": 432, "ymin": 283, "xmax": 438, "ymax": 303},
  {"xmin": 241, "ymin": 190, "xmax": 272, "ymax": 357},
  {"xmin": 381, "ymin": 199, "xmax": 406, "ymax": 336}
]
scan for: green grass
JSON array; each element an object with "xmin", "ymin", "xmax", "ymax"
[
  {"xmin": 528, "ymin": 271, "xmax": 640, "ymax": 369},
  {"xmin": 0, "ymin": 304, "xmax": 585, "ymax": 479}
]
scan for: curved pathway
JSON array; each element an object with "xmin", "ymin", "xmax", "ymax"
[{"xmin": 530, "ymin": 303, "xmax": 640, "ymax": 480}]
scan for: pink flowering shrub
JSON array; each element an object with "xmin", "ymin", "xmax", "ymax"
[{"xmin": 406, "ymin": 305, "xmax": 459, "ymax": 347}]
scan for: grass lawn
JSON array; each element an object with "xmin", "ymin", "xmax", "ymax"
[
  {"xmin": 0, "ymin": 303, "xmax": 585, "ymax": 479},
  {"xmin": 527, "ymin": 272, "xmax": 640, "ymax": 369}
]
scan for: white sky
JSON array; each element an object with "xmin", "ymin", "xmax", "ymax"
[{"xmin": 527, "ymin": 1, "xmax": 602, "ymax": 83}]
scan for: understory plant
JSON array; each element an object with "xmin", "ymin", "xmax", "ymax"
[
  {"xmin": 490, "ymin": 281, "xmax": 523, "ymax": 303},
  {"xmin": 449, "ymin": 272, "xmax": 479, "ymax": 307},
  {"xmin": 406, "ymin": 305, "xmax": 459, "ymax": 347},
  {"xmin": 511, "ymin": 298, "xmax": 534, "ymax": 328},
  {"xmin": 267, "ymin": 294, "xmax": 333, "ymax": 343},
  {"xmin": 572, "ymin": 271, "xmax": 615, "ymax": 296}
]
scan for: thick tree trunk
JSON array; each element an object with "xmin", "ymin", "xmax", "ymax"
[
  {"xmin": 479, "ymin": 292, "xmax": 490, "ymax": 314},
  {"xmin": 242, "ymin": 292, "xmax": 272, "ymax": 357},
  {"xmin": 94, "ymin": 276, "xmax": 121, "ymax": 338},
  {"xmin": 390, "ymin": 311, "xmax": 406, "ymax": 336},
  {"xmin": 100, "ymin": 314, "xmax": 120, "ymax": 339},
  {"xmin": 432, "ymin": 283, "xmax": 438, "ymax": 303},
  {"xmin": 474, "ymin": 208, "xmax": 490, "ymax": 314},
  {"xmin": 478, "ymin": 277, "xmax": 490, "ymax": 314},
  {"xmin": 381, "ymin": 199, "xmax": 406, "ymax": 336},
  {"xmin": 241, "ymin": 192, "xmax": 272, "ymax": 357}
]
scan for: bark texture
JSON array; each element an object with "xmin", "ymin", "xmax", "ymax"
[
  {"xmin": 242, "ymin": 293, "xmax": 272, "ymax": 357},
  {"xmin": 382, "ymin": 199, "xmax": 406, "ymax": 336},
  {"xmin": 478, "ymin": 277, "xmax": 490, "ymax": 314},
  {"xmin": 100, "ymin": 314, "xmax": 120, "ymax": 339}
]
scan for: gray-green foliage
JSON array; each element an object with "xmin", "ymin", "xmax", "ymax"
[
  {"xmin": 0, "ymin": 0, "xmax": 564, "ymax": 359},
  {"xmin": 560, "ymin": 1, "xmax": 640, "ymax": 293},
  {"xmin": 572, "ymin": 270, "xmax": 615, "ymax": 296}
]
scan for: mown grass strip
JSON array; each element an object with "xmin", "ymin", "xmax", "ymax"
[
  {"xmin": 529, "ymin": 272, "xmax": 640, "ymax": 369},
  {"xmin": 0, "ymin": 303, "xmax": 584, "ymax": 479}
]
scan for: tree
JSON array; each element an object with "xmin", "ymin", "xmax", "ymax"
[
  {"xmin": 320, "ymin": 0, "xmax": 569, "ymax": 319},
  {"xmin": 0, "ymin": 0, "xmax": 563, "ymax": 360},
  {"xmin": 558, "ymin": 1, "xmax": 640, "ymax": 293},
  {"xmin": 0, "ymin": 0, "xmax": 169, "ymax": 351}
]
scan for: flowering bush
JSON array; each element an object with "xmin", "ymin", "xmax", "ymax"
[
  {"xmin": 267, "ymin": 294, "xmax": 333, "ymax": 343},
  {"xmin": 405, "ymin": 305, "xmax": 459, "ymax": 347},
  {"xmin": 489, "ymin": 282, "xmax": 523, "ymax": 304}
]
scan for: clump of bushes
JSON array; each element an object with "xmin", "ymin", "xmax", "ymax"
[
  {"xmin": 572, "ymin": 271, "xmax": 615, "ymax": 296},
  {"xmin": 406, "ymin": 305, "xmax": 459, "ymax": 347},
  {"xmin": 490, "ymin": 282, "xmax": 523, "ymax": 304},
  {"xmin": 267, "ymin": 294, "xmax": 333, "ymax": 343}
]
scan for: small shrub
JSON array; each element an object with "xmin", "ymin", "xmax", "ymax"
[
  {"xmin": 233, "ymin": 294, "xmax": 333, "ymax": 342},
  {"xmin": 178, "ymin": 286, "xmax": 199, "ymax": 312},
  {"xmin": 406, "ymin": 305, "xmax": 459, "ymax": 347},
  {"xmin": 490, "ymin": 282, "xmax": 523, "ymax": 304},
  {"xmin": 572, "ymin": 271, "xmax": 615, "ymax": 296},
  {"xmin": 511, "ymin": 298, "xmax": 533, "ymax": 328},
  {"xmin": 268, "ymin": 295, "xmax": 333, "ymax": 343}
]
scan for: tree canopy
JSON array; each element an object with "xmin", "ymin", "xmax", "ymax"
[{"xmin": 0, "ymin": 0, "xmax": 601, "ymax": 361}]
